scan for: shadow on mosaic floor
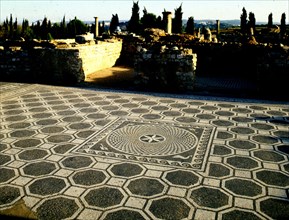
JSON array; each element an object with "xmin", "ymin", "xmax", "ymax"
[{"xmin": 78, "ymin": 66, "xmax": 288, "ymax": 101}]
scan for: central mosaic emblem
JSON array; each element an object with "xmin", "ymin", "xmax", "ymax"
[
  {"xmin": 76, "ymin": 119, "xmax": 215, "ymax": 170},
  {"xmin": 139, "ymin": 134, "xmax": 165, "ymax": 143},
  {"xmin": 107, "ymin": 124, "xmax": 197, "ymax": 156}
]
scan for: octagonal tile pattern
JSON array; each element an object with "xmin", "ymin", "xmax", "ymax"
[
  {"xmin": 0, "ymin": 185, "xmax": 22, "ymax": 206},
  {"xmin": 27, "ymin": 177, "xmax": 68, "ymax": 196},
  {"xmin": 230, "ymin": 127, "xmax": 255, "ymax": 135},
  {"xmin": 228, "ymin": 140, "xmax": 257, "ymax": 150},
  {"xmin": 36, "ymin": 196, "xmax": 81, "ymax": 220},
  {"xmin": 9, "ymin": 130, "xmax": 36, "ymax": 138},
  {"xmin": 1, "ymin": 82, "xmax": 289, "ymax": 219},
  {"xmin": 0, "ymin": 154, "xmax": 12, "ymax": 165},
  {"xmin": 102, "ymin": 208, "xmax": 148, "ymax": 220},
  {"xmin": 208, "ymin": 163, "xmax": 231, "ymax": 178},
  {"xmin": 125, "ymin": 177, "xmax": 166, "ymax": 198},
  {"xmin": 53, "ymin": 144, "xmax": 76, "ymax": 154},
  {"xmin": 164, "ymin": 170, "xmax": 201, "ymax": 186},
  {"xmin": 189, "ymin": 186, "xmax": 231, "ymax": 210},
  {"xmin": 212, "ymin": 145, "xmax": 232, "ymax": 156},
  {"xmin": 18, "ymin": 149, "xmax": 49, "ymax": 161},
  {"xmin": 22, "ymin": 161, "xmax": 57, "ymax": 176},
  {"xmin": 255, "ymin": 170, "xmax": 289, "ymax": 187},
  {"xmin": 60, "ymin": 156, "xmax": 94, "ymax": 169},
  {"xmin": 220, "ymin": 209, "xmax": 264, "ymax": 220},
  {"xmin": 224, "ymin": 178, "xmax": 264, "ymax": 198},
  {"xmin": 0, "ymin": 144, "xmax": 8, "ymax": 153},
  {"xmin": 46, "ymin": 134, "xmax": 74, "ymax": 143},
  {"xmin": 226, "ymin": 156, "xmax": 260, "ymax": 170},
  {"xmin": 109, "ymin": 163, "xmax": 145, "ymax": 178},
  {"xmin": 0, "ymin": 168, "xmax": 16, "ymax": 183},
  {"xmin": 13, "ymin": 139, "xmax": 42, "ymax": 149},
  {"xmin": 83, "ymin": 186, "xmax": 126, "ymax": 209},
  {"xmin": 259, "ymin": 198, "xmax": 289, "ymax": 219},
  {"xmin": 148, "ymin": 197, "xmax": 193, "ymax": 219},
  {"xmin": 253, "ymin": 150, "xmax": 286, "ymax": 162},
  {"xmin": 71, "ymin": 169, "xmax": 108, "ymax": 186}
]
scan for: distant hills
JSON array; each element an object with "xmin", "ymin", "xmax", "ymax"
[{"xmin": 185, "ymin": 19, "xmax": 268, "ymax": 27}]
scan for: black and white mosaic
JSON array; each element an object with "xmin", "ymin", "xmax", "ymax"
[
  {"xmin": 1, "ymin": 82, "xmax": 289, "ymax": 220},
  {"xmin": 76, "ymin": 118, "xmax": 215, "ymax": 170}
]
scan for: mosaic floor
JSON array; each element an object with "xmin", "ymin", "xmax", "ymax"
[{"xmin": 0, "ymin": 82, "xmax": 289, "ymax": 219}]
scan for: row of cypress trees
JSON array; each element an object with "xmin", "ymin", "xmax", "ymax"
[
  {"xmin": 125, "ymin": 2, "xmax": 287, "ymax": 36},
  {"xmin": 240, "ymin": 7, "xmax": 286, "ymax": 36},
  {"xmin": 0, "ymin": 14, "xmax": 88, "ymax": 40},
  {"xmin": 125, "ymin": 1, "xmax": 185, "ymax": 34},
  {"xmin": 1, "ymin": 2, "xmax": 287, "ymax": 40}
]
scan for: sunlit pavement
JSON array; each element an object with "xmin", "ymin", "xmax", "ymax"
[{"xmin": 0, "ymin": 82, "xmax": 289, "ymax": 219}]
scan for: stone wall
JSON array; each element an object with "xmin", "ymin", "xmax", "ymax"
[
  {"xmin": 1, "ymin": 35, "xmax": 288, "ymax": 93},
  {"xmin": 79, "ymin": 41, "xmax": 122, "ymax": 76},
  {"xmin": 120, "ymin": 36, "xmax": 288, "ymax": 78},
  {"xmin": 0, "ymin": 47, "xmax": 84, "ymax": 84},
  {"xmin": 119, "ymin": 35, "xmax": 288, "ymax": 95},
  {"xmin": 0, "ymin": 40, "xmax": 122, "ymax": 85},
  {"xmin": 134, "ymin": 47, "xmax": 197, "ymax": 91},
  {"xmin": 256, "ymin": 45, "xmax": 289, "ymax": 97}
]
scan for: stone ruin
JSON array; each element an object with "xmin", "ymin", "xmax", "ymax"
[
  {"xmin": 0, "ymin": 13, "xmax": 288, "ymax": 96},
  {"xmin": 134, "ymin": 45, "xmax": 197, "ymax": 91},
  {"xmin": 0, "ymin": 38, "xmax": 122, "ymax": 85}
]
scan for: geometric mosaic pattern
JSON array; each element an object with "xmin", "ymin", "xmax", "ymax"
[
  {"xmin": 76, "ymin": 118, "xmax": 215, "ymax": 170},
  {"xmin": 0, "ymin": 82, "xmax": 289, "ymax": 219}
]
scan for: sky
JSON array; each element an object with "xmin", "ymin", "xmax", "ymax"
[{"xmin": 1, "ymin": 0, "xmax": 288, "ymax": 24}]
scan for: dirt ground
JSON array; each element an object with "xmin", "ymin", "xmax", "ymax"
[
  {"xmin": 83, "ymin": 66, "xmax": 288, "ymax": 101},
  {"xmin": 85, "ymin": 66, "xmax": 134, "ymax": 88}
]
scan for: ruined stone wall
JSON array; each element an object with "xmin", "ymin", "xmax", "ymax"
[
  {"xmin": 134, "ymin": 47, "xmax": 197, "ymax": 91},
  {"xmin": 0, "ymin": 48, "xmax": 31, "ymax": 81},
  {"xmin": 256, "ymin": 46, "xmax": 289, "ymax": 96},
  {"xmin": 79, "ymin": 41, "xmax": 122, "ymax": 76},
  {"xmin": 0, "ymin": 47, "xmax": 84, "ymax": 84},
  {"xmin": 0, "ymin": 41, "xmax": 122, "ymax": 85},
  {"xmin": 120, "ymin": 38, "xmax": 254, "ymax": 76},
  {"xmin": 120, "ymin": 36, "xmax": 288, "ymax": 78}
]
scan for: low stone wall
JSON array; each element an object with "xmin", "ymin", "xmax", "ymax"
[
  {"xmin": 0, "ymin": 47, "xmax": 84, "ymax": 84},
  {"xmin": 120, "ymin": 35, "xmax": 288, "ymax": 78},
  {"xmin": 79, "ymin": 41, "xmax": 122, "ymax": 76},
  {"xmin": 0, "ymin": 40, "xmax": 122, "ymax": 85},
  {"xmin": 256, "ymin": 45, "xmax": 289, "ymax": 96},
  {"xmin": 134, "ymin": 47, "xmax": 197, "ymax": 91}
]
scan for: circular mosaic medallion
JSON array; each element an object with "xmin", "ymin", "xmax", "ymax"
[{"xmin": 106, "ymin": 124, "xmax": 197, "ymax": 156}]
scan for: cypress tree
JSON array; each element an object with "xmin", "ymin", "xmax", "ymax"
[
  {"xmin": 141, "ymin": 7, "xmax": 157, "ymax": 29},
  {"xmin": 21, "ymin": 19, "xmax": 29, "ymax": 36},
  {"xmin": 13, "ymin": 17, "xmax": 20, "ymax": 39},
  {"xmin": 173, "ymin": 4, "xmax": 183, "ymax": 33},
  {"xmin": 41, "ymin": 17, "xmax": 48, "ymax": 39},
  {"xmin": 156, "ymin": 16, "xmax": 162, "ymax": 29},
  {"xmin": 127, "ymin": 1, "xmax": 141, "ymax": 34},
  {"xmin": 3, "ymin": 19, "xmax": 8, "ymax": 38},
  {"xmin": 60, "ymin": 15, "xmax": 67, "ymax": 38},
  {"xmin": 280, "ymin": 13, "xmax": 286, "ymax": 37},
  {"xmin": 110, "ymin": 14, "xmax": 119, "ymax": 33},
  {"xmin": 185, "ymin": 16, "xmax": 195, "ymax": 35},
  {"xmin": 240, "ymin": 7, "xmax": 247, "ymax": 34},
  {"xmin": 268, "ymin": 13, "xmax": 273, "ymax": 28},
  {"xmin": 4, "ymin": 18, "xmax": 9, "ymax": 33},
  {"xmin": 35, "ymin": 20, "xmax": 41, "ymax": 39},
  {"xmin": 67, "ymin": 17, "xmax": 87, "ymax": 38},
  {"xmin": 9, "ymin": 14, "xmax": 13, "ymax": 38},
  {"xmin": 13, "ymin": 18, "xmax": 17, "ymax": 31}
]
